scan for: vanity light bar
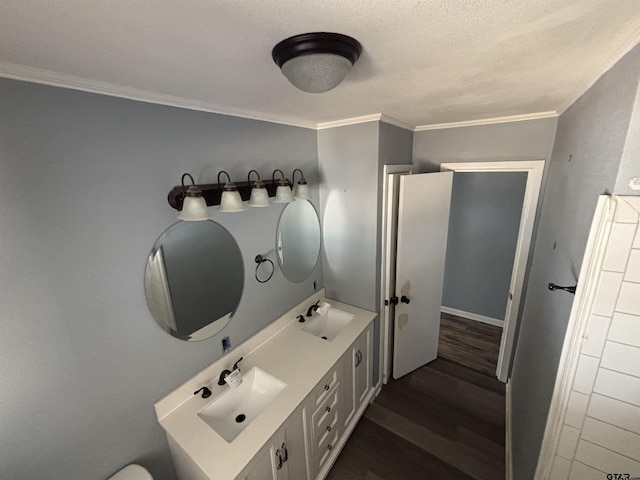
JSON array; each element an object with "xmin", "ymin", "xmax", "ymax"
[{"xmin": 167, "ymin": 170, "xmax": 305, "ymax": 211}]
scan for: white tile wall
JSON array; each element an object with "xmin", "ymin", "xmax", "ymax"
[
  {"xmin": 602, "ymin": 223, "xmax": 636, "ymax": 272},
  {"xmin": 548, "ymin": 196, "xmax": 640, "ymax": 480},
  {"xmin": 587, "ymin": 394, "xmax": 640, "ymax": 435},
  {"xmin": 572, "ymin": 355, "xmax": 600, "ymax": 394},
  {"xmin": 557, "ymin": 425, "xmax": 581, "ymax": 459},
  {"xmin": 591, "ymin": 271, "xmax": 624, "ymax": 316},
  {"xmin": 608, "ymin": 312, "xmax": 640, "ymax": 347},
  {"xmin": 601, "ymin": 341, "xmax": 640, "ymax": 377},
  {"xmin": 564, "ymin": 391, "xmax": 590, "ymax": 428},
  {"xmin": 617, "ymin": 281, "xmax": 640, "ymax": 314},
  {"xmin": 581, "ymin": 417, "xmax": 640, "ymax": 462},
  {"xmin": 568, "ymin": 461, "xmax": 605, "ymax": 480},
  {"xmin": 625, "ymin": 249, "xmax": 640, "ymax": 282},
  {"xmin": 550, "ymin": 456, "xmax": 572, "ymax": 480},
  {"xmin": 581, "ymin": 314, "xmax": 611, "ymax": 357},
  {"xmin": 594, "ymin": 369, "xmax": 640, "ymax": 407},
  {"xmin": 575, "ymin": 440, "xmax": 640, "ymax": 475},
  {"xmin": 614, "ymin": 197, "xmax": 640, "ymax": 223}
]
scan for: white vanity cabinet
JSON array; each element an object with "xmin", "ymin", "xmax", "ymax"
[
  {"xmin": 341, "ymin": 324, "xmax": 372, "ymax": 429},
  {"xmin": 241, "ymin": 405, "xmax": 308, "ymax": 480},
  {"xmin": 155, "ymin": 294, "xmax": 377, "ymax": 480}
]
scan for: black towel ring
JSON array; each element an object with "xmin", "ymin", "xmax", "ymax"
[{"xmin": 255, "ymin": 255, "xmax": 275, "ymax": 283}]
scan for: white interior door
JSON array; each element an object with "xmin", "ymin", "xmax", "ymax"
[
  {"xmin": 392, "ymin": 172, "xmax": 453, "ymax": 379},
  {"xmin": 380, "ymin": 165, "xmax": 412, "ymax": 384}
]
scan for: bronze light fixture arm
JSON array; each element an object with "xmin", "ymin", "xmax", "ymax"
[{"xmin": 168, "ymin": 170, "xmax": 296, "ymax": 210}]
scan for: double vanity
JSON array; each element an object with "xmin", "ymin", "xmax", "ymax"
[{"xmin": 154, "ymin": 290, "xmax": 376, "ymax": 480}]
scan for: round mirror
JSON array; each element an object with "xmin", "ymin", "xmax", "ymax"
[
  {"xmin": 144, "ymin": 220, "xmax": 244, "ymax": 341},
  {"xmin": 276, "ymin": 200, "xmax": 321, "ymax": 282}
]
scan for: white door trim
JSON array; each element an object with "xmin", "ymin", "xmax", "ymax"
[
  {"xmin": 380, "ymin": 164, "xmax": 413, "ymax": 385},
  {"xmin": 534, "ymin": 195, "xmax": 614, "ymax": 479},
  {"xmin": 440, "ymin": 160, "xmax": 545, "ymax": 382}
]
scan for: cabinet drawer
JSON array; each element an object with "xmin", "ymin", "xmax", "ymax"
[
  {"xmin": 314, "ymin": 429, "xmax": 340, "ymax": 472},
  {"xmin": 312, "ymin": 388, "xmax": 339, "ymax": 429},
  {"xmin": 311, "ymin": 368, "xmax": 338, "ymax": 408},
  {"xmin": 314, "ymin": 411, "xmax": 339, "ymax": 450}
]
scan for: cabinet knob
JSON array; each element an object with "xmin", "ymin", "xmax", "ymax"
[
  {"xmin": 326, "ymin": 425, "xmax": 332, "ymax": 432},
  {"xmin": 324, "ymin": 384, "xmax": 330, "ymax": 391},
  {"xmin": 326, "ymin": 406, "xmax": 331, "ymax": 413},
  {"xmin": 327, "ymin": 444, "xmax": 333, "ymax": 451}
]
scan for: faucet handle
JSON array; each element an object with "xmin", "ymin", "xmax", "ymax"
[{"xmin": 233, "ymin": 356, "xmax": 244, "ymax": 371}]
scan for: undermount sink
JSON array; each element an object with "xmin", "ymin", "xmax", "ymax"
[
  {"xmin": 197, "ymin": 367, "xmax": 286, "ymax": 443},
  {"xmin": 302, "ymin": 308, "xmax": 354, "ymax": 341}
]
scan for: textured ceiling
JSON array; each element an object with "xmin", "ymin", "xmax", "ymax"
[{"xmin": 1, "ymin": 0, "xmax": 640, "ymax": 129}]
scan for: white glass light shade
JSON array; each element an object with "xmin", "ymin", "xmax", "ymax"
[
  {"xmin": 281, "ymin": 53, "xmax": 353, "ymax": 93},
  {"xmin": 294, "ymin": 183, "xmax": 311, "ymax": 200},
  {"xmin": 248, "ymin": 186, "xmax": 270, "ymax": 207},
  {"xmin": 219, "ymin": 190, "xmax": 246, "ymax": 212},
  {"xmin": 178, "ymin": 195, "xmax": 209, "ymax": 221},
  {"xmin": 273, "ymin": 185, "xmax": 294, "ymax": 203}
]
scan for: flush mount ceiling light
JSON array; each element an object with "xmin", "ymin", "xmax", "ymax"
[{"xmin": 272, "ymin": 32, "xmax": 362, "ymax": 93}]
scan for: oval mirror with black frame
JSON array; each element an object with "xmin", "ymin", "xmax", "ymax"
[
  {"xmin": 144, "ymin": 220, "xmax": 244, "ymax": 341},
  {"xmin": 276, "ymin": 200, "xmax": 321, "ymax": 283}
]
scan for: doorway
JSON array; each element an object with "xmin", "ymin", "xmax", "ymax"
[{"xmin": 380, "ymin": 160, "xmax": 545, "ymax": 384}]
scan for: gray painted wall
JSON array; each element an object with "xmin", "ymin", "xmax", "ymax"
[
  {"xmin": 0, "ymin": 78, "xmax": 320, "ymax": 480},
  {"xmin": 510, "ymin": 44, "xmax": 640, "ymax": 480},
  {"xmin": 413, "ymin": 117, "xmax": 559, "ymax": 173},
  {"xmin": 442, "ymin": 172, "xmax": 527, "ymax": 320},
  {"xmin": 318, "ymin": 121, "xmax": 380, "ymax": 311},
  {"xmin": 318, "ymin": 120, "xmax": 413, "ymax": 385}
]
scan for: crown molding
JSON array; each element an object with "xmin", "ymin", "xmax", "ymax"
[
  {"xmin": 316, "ymin": 114, "xmax": 383, "ymax": 129},
  {"xmin": 414, "ymin": 111, "xmax": 559, "ymax": 131},
  {"xmin": 379, "ymin": 114, "xmax": 415, "ymax": 131},
  {"xmin": 1, "ymin": 61, "xmax": 562, "ymax": 133},
  {"xmin": 0, "ymin": 61, "xmax": 318, "ymax": 130}
]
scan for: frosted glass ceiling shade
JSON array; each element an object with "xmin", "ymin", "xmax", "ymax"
[
  {"xmin": 272, "ymin": 33, "xmax": 362, "ymax": 93},
  {"xmin": 281, "ymin": 54, "xmax": 353, "ymax": 93}
]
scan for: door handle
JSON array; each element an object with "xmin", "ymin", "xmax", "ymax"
[
  {"xmin": 400, "ymin": 295, "xmax": 411, "ymax": 304},
  {"xmin": 389, "ymin": 296, "xmax": 399, "ymax": 305}
]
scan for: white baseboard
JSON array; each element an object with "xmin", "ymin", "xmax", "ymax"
[
  {"xmin": 441, "ymin": 306, "xmax": 504, "ymax": 328},
  {"xmin": 506, "ymin": 381, "xmax": 513, "ymax": 480}
]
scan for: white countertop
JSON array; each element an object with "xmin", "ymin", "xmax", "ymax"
[{"xmin": 154, "ymin": 290, "xmax": 376, "ymax": 480}]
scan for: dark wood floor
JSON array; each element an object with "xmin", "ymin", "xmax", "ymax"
[
  {"xmin": 438, "ymin": 313, "xmax": 503, "ymax": 377},
  {"xmin": 327, "ymin": 317, "xmax": 505, "ymax": 480}
]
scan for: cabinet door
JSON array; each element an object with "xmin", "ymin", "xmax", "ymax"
[
  {"xmin": 243, "ymin": 444, "xmax": 275, "ymax": 480},
  {"xmin": 279, "ymin": 406, "xmax": 308, "ymax": 480},
  {"xmin": 341, "ymin": 346, "xmax": 356, "ymax": 428},
  {"xmin": 354, "ymin": 326, "xmax": 372, "ymax": 407}
]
